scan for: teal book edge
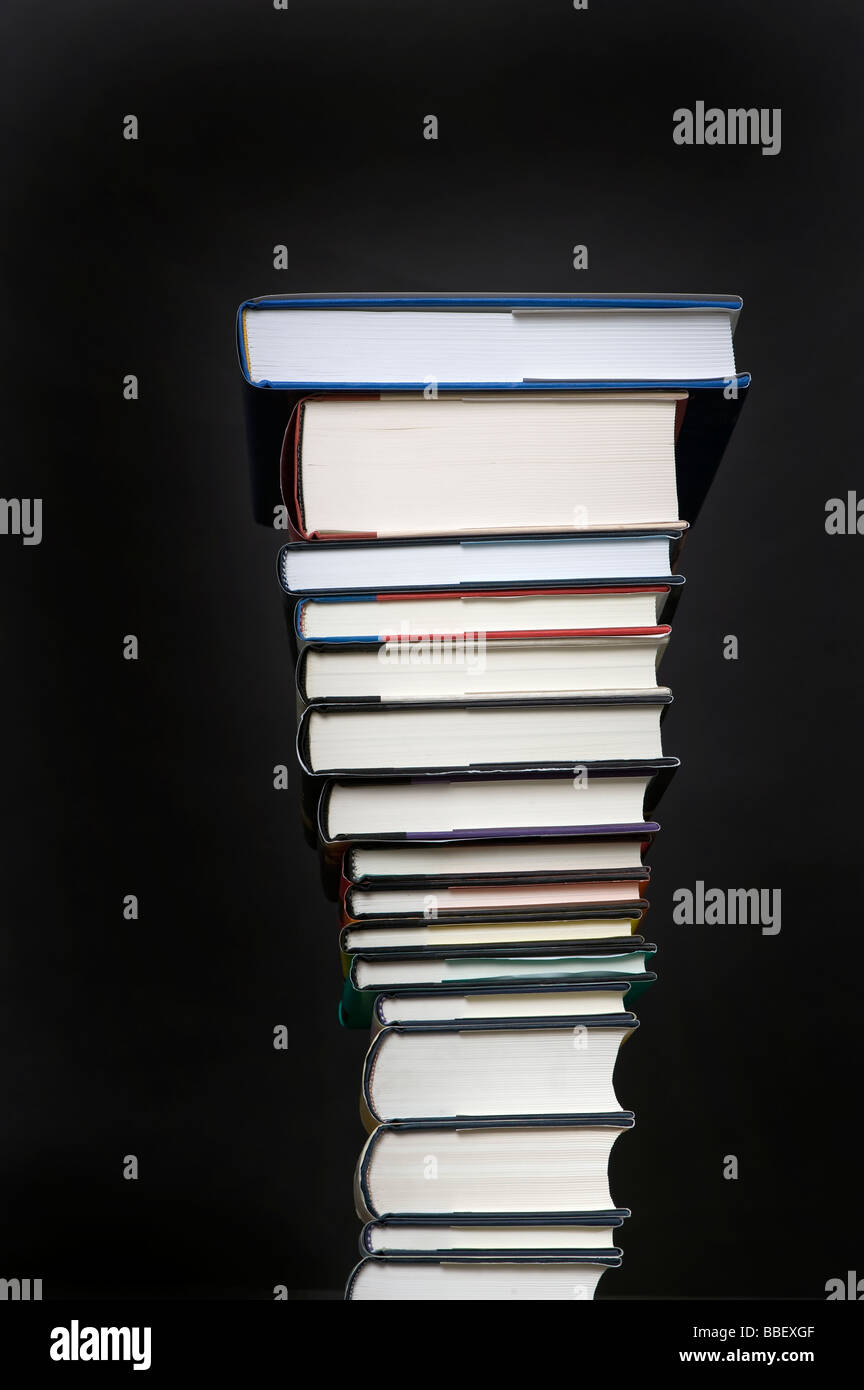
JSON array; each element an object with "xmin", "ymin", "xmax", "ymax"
[{"xmin": 340, "ymin": 975, "xmax": 376, "ymax": 1029}]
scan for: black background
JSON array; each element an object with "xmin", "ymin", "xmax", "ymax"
[{"xmin": 1, "ymin": 0, "xmax": 861, "ymax": 1300}]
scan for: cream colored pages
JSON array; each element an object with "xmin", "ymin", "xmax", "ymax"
[{"xmin": 299, "ymin": 394, "xmax": 683, "ymax": 536}]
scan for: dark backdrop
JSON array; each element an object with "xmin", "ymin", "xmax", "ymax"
[{"xmin": 1, "ymin": 0, "xmax": 860, "ymax": 1299}]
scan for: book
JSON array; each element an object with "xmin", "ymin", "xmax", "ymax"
[
  {"xmin": 281, "ymin": 392, "xmax": 685, "ymax": 540},
  {"xmin": 360, "ymin": 1213, "xmax": 627, "ymax": 1255},
  {"xmin": 294, "ymin": 584, "xmax": 677, "ymax": 644},
  {"xmin": 319, "ymin": 765, "xmax": 677, "ymax": 844},
  {"xmin": 340, "ymin": 915, "xmax": 644, "ymax": 956},
  {"xmin": 354, "ymin": 1115, "xmax": 635, "ymax": 1219},
  {"xmin": 238, "ymin": 293, "xmax": 742, "ymax": 387},
  {"xmin": 342, "ymin": 878, "xmax": 649, "ymax": 922},
  {"xmin": 278, "ymin": 531, "xmax": 685, "ymax": 596},
  {"xmin": 349, "ymin": 946, "xmax": 657, "ymax": 993},
  {"xmin": 371, "ymin": 980, "xmax": 638, "ymax": 1028},
  {"xmin": 345, "ymin": 1254, "xmax": 621, "ymax": 1300},
  {"xmin": 345, "ymin": 836, "xmax": 650, "ymax": 883},
  {"xmin": 360, "ymin": 1018, "xmax": 637, "ymax": 1128},
  {"xmin": 298, "ymin": 695, "xmax": 672, "ymax": 776},
  {"xmin": 297, "ymin": 635, "xmax": 669, "ymax": 704}
]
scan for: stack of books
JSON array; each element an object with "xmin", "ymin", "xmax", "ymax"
[{"xmin": 237, "ymin": 293, "xmax": 748, "ymax": 1300}]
